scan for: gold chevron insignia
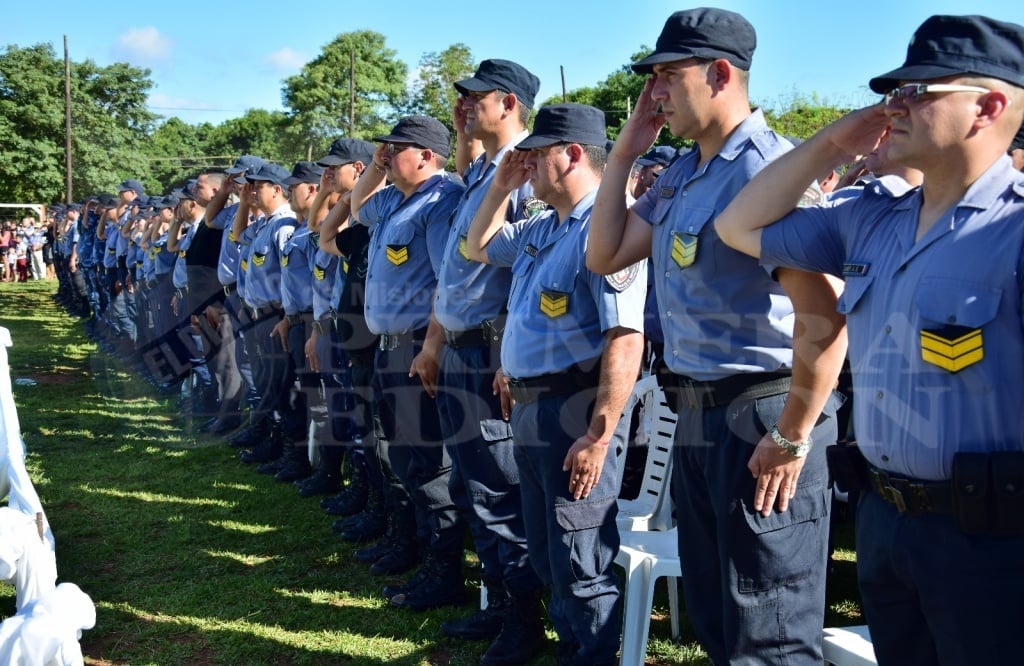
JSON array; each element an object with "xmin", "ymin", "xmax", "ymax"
[
  {"xmin": 387, "ymin": 244, "xmax": 409, "ymax": 266},
  {"xmin": 539, "ymin": 290, "xmax": 569, "ymax": 318},
  {"xmin": 459, "ymin": 235, "xmax": 470, "ymax": 261},
  {"xmin": 227, "ymin": 230, "xmax": 237, "ymax": 243},
  {"xmin": 149, "ymin": 247, "xmax": 158, "ymax": 258},
  {"xmin": 920, "ymin": 326, "xmax": 983, "ymax": 373},
  {"xmin": 178, "ymin": 250, "xmax": 186, "ymax": 259},
  {"xmin": 671, "ymin": 232, "xmax": 697, "ymax": 268},
  {"xmin": 281, "ymin": 254, "xmax": 289, "ymax": 267},
  {"xmin": 313, "ymin": 265, "xmax": 326, "ymax": 281},
  {"xmin": 252, "ymin": 253, "xmax": 266, "ymax": 267},
  {"xmin": 240, "ymin": 258, "xmax": 248, "ymax": 272}
]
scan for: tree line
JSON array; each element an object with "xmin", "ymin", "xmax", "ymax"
[{"xmin": 0, "ymin": 31, "xmax": 855, "ymax": 204}]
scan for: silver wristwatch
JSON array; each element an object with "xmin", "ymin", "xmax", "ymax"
[{"xmin": 770, "ymin": 424, "xmax": 812, "ymax": 458}]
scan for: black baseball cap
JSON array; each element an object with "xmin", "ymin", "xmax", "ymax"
[
  {"xmin": 316, "ymin": 138, "xmax": 376, "ymax": 167},
  {"xmin": 454, "ymin": 59, "xmax": 541, "ymax": 109},
  {"xmin": 632, "ymin": 8, "xmax": 756, "ymax": 74},
  {"xmin": 870, "ymin": 15, "xmax": 1024, "ymax": 94},
  {"xmin": 282, "ymin": 161, "xmax": 325, "ymax": 187},
  {"xmin": 244, "ymin": 163, "xmax": 291, "ymax": 187},
  {"xmin": 516, "ymin": 104, "xmax": 607, "ymax": 150},
  {"xmin": 225, "ymin": 154, "xmax": 266, "ymax": 175},
  {"xmin": 637, "ymin": 145, "xmax": 678, "ymax": 167},
  {"xmin": 373, "ymin": 116, "xmax": 452, "ymax": 158},
  {"xmin": 118, "ymin": 179, "xmax": 145, "ymax": 196}
]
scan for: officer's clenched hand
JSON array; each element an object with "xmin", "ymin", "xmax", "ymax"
[
  {"xmin": 748, "ymin": 434, "xmax": 806, "ymax": 516},
  {"xmin": 270, "ymin": 319, "xmax": 290, "ymax": 352},
  {"xmin": 492, "ymin": 369, "xmax": 512, "ymax": 421},
  {"xmin": 409, "ymin": 347, "xmax": 440, "ymax": 397},
  {"xmin": 563, "ymin": 434, "xmax": 609, "ymax": 500}
]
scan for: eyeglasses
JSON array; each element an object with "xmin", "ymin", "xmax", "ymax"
[
  {"xmin": 384, "ymin": 142, "xmax": 420, "ymax": 154},
  {"xmin": 884, "ymin": 83, "xmax": 991, "ymax": 105}
]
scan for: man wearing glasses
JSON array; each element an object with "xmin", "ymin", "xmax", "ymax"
[
  {"xmin": 587, "ymin": 8, "xmax": 847, "ymax": 664},
  {"xmin": 345, "ymin": 116, "xmax": 467, "ymax": 596},
  {"xmin": 715, "ymin": 14, "xmax": 1024, "ymax": 665}
]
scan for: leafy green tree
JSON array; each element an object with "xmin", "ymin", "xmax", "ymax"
[
  {"xmin": 282, "ymin": 30, "xmax": 407, "ymax": 152},
  {"xmin": 761, "ymin": 92, "xmax": 850, "ymax": 140},
  {"xmin": 70, "ymin": 59, "xmax": 157, "ymax": 197},
  {"xmin": 0, "ymin": 43, "xmax": 156, "ymax": 202},
  {"xmin": 206, "ymin": 109, "xmax": 304, "ymax": 166},
  {"xmin": 402, "ymin": 43, "xmax": 475, "ymax": 131},
  {"xmin": 0, "ymin": 44, "xmax": 66, "ymax": 202}
]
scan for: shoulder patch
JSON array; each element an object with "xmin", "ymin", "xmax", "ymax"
[
  {"xmin": 605, "ymin": 262, "xmax": 641, "ymax": 292},
  {"xmin": 522, "ymin": 197, "xmax": 547, "ymax": 218}
]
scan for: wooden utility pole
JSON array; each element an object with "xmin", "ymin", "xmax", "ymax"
[
  {"xmin": 64, "ymin": 35, "xmax": 72, "ymax": 204},
  {"xmin": 560, "ymin": 66, "xmax": 567, "ymax": 102},
  {"xmin": 349, "ymin": 50, "xmax": 356, "ymax": 135}
]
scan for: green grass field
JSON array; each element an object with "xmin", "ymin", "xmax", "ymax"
[{"xmin": 0, "ymin": 280, "xmax": 862, "ymax": 665}]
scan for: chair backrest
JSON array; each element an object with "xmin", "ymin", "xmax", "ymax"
[
  {"xmin": 617, "ymin": 375, "xmax": 677, "ymax": 530},
  {"xmin": 635, "ymin": 383, "xmax": 675, "ymax": 501}
]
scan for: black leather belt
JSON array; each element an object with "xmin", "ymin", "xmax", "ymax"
[
  {"xmin": 868, "ymin": 467, "xmax": 953, "ymax": 515},
  {"xmin": 286, "ymin": 311, "xmax": 313, "ymax": 326},
  {"xmin": 247, "ymin": 303, "xmax": 283, "ymax": 320},
  {"xmin": 673, "ymin": 371, "xmax": 791, "ymax": 410},
  {"xmin": 444, "ymin": 326, "xmax": 491, "ymax": 349},
  {"xmin": 379, "ymin": 326, "xmax": 428, "ymax": 352},
  {"xmin": 223, "ymin": 282, "xmax": 237, "ymax": 296},
  {"xmin": 507, "ymin": 364, "xmax": 601, "ymax": 406}
]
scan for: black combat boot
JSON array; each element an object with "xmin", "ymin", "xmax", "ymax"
[
  {"xmin": 441, "ymin": 578, "xmax": 509, "ymax": 640},
  {"xmin": 480, "ymin": 588, "xmax": 547, "ymax": 665}
]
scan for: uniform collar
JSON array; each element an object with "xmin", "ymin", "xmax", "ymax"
[{"xmin": 716, "ymin": 108, "xmax": 770, "ymax": 162}]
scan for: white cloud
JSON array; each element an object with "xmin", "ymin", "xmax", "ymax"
[
  {"xmin": 264, "ymin": 48, "xmax": 306, "ymax": 73},
  {"xmin": 112, "ymin": 26, "xmax": 173, "ymax": 64}
]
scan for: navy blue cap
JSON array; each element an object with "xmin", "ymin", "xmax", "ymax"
[
  {"xmin": 225, "ymin": 154, "xmax": 266, "ymax": 175},
  {"xmin": 317, "ymin": 138, "xmax": 376, "ymax": 167},
  {"xmin": 68, "ymin": 203, "xmax": 84, "ymax": 211},
  {"xmin": 373, "ymin": 116, "xmax": 452, "ymax": 158},
  {"xmin": 175, "ymin": 180, "xmax": 197, "ymax": 201},
  {"xmin": 516, "ymin": 104, "xmax": 607, "ymax": 150},
  {"xmin": 282, "ymin": 161, "xmax": 325, "ymax": 187},
  {"xmin": 98, "ymin": 194, "xmax": 118, "ymax": 209},
  {"xmin": 637, "ymin": 145, "xmax": 678, "ymax": 167},
  {"xmin": 870, "ymin": 15, "xmax": 1024, "ymax": 94},
  {"xmin": 454, "ymin": 59, "xmax": 541, "ymax": 109},
  {"xmin": 632, "ymin": 8, "xmax": 756, "ymax": 74},
  {"xmin": 118, "ymin": 179, "xmax": 145, "ymax": 196},
  {"xmin": 154, "ymin": 195, "xmax": 180, "ymax": 210},
  {"xmin": 244, "ymin": 162, "xmax": 291, "ymax": 187}
]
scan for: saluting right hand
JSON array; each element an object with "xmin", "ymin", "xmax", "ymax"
[
  {"xmin": 493, "ymin": 151, "xmax": 530, "ymax": 192},
  {"xmin": 613, "ymin": 78, "xmax": 667, "ymax": 160}
]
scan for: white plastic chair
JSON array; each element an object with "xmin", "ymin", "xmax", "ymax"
[
  {"xmin": 616, "ymin": 375, "xmax": 676, "ymax": 532},
  {"xmin": 615, "ymin": 527, "xmax": 681, "ymax": 666},
  {"xmin": 822, "ymin": 625, "xmax": 877, "ymax": 665}
]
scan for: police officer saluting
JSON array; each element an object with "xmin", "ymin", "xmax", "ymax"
[
  {"xmin": 588, "ymin": 9, "xmax": 847, "ymax": 664},
  {"xmin": 466, "ymin": 103, "xmax": 647, "ymax": 666},
  {"xmin": 716, "ymin": 14, "xmax": 1024, "ymax": 665}
]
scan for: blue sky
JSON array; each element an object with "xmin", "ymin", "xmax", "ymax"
[{"xmin": 4, "ymin": 1, "xmax": 1021, "ymax": 126}]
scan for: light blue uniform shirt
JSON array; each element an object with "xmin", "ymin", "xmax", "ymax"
[
  {"xmin": 434, "ymin": 132, "xmax": 536, "ymax": 332},
  {"xmin": 152, "ymin": 232, "xmax": 175, "ymax": 276},
  {"xmin": 115, "ymin": 210, "xmax": 131, "ymax": 259},
  {"xmin": 214, "ymin": 203, "xmax": 241, "ymax": 286},
  {"xmin": 632, "ymin": 109, "xmax": 795, "ymax": 381},
  {"xmin": 762, "ymin": 157, "xmax": 1024, "ymax": 481},
  {"xmin": 486, "ymin": 190, "xmax": 647, "ymax": 378},
  {"xmin": 102, "ymin": 222, "xmax": 119, "ymax": 268},
  {"xmin": 281, "ymin": 222, "xmax": 314, "ymax": 315},
  {"xmin": 239, "ymin": 204, "xmax": 295, "ymax": 308},
  {"xmin": 172, "ymin": 222, "xmax": 198, "ymax": 290},
  {"xmin": 360, "ymin": 172, "xmax": 465, "ymax": 335},
  {"xmin": 311, "ymin": 239, "xmax": 340, "ymax": 320}
]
